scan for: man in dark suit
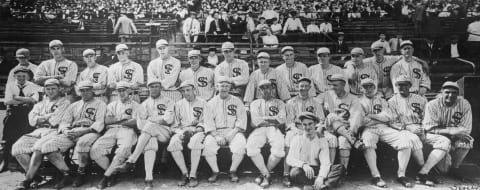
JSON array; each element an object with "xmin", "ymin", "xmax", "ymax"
[
  {"xmin": 332, "ymin": 32, "xmax": 349, "ymax": 54},
  {"xmin": 106, "ymin": 13, "xmax": 116, "ymax": 41},
  {"xmin": 332, "ymin": 15, "xmax": 343, "ymax": 29},
  {"xmin": 414, "ymin": 37, "xmax": 441, "ymax": 61},
  {"xmin": 208, "ymin": 11, "xmax": 229, "ymax": 42},
  {"xmin": 228, "ymin": 10, "xmax": 246, "ymax": 42},
  {"xmin": 440, "ymin": 35, "xmax": 467, "ymax": 58}
]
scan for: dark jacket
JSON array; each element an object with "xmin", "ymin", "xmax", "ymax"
[
  {"xmin": 440, "ymin": 43, "xmax": 467, "ymax": 58},
  {"xmin": 229, "ymin": 16, "xmax": 246, "ymax": 35},
  {"xmin": 106, "ymin": 18, "xmax": 116, "ymax": 33},
  {"xmin": 332, "ymin": 40, "xmax": 349, "ymax": 54},
  {"xmin": 414, "ymin": 40, "xmax": 441, "ymax": 60},
  {"xmin": 208, "ymin": 19, "xmax": 229, "ymax": 34}
]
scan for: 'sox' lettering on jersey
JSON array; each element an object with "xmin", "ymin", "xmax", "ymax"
[
  {"xmin": 92, "ymin": 73, "xmax": 100, "ymax": 83},
  {"xmin": 293, "ymin": 73, "xmax": 302, "ymax": 83},
  {"xmin": 156, "ymin": 104, "xmax": 166, "ymax": 115},
  {"xmin": 306, "ymin": 106, "xmax": 315, "ymax": 113},
  {"xmin": 413, "ymin": 68, "xmax": 421, "ymax": 79},
  {"xmin": 232, "ymin": 68, "xmax": 241, "ymax": 77},
  {"xmin": 227, "ymin": 105, "xmax": 237, "ymax": 116},
  {"xmin": 197, "ymin": 77, "xmax": 208, "ymax": 87},
  {"xmin": 383, "ymin": 66, "xmax": 391, "ymax": 76},
  {"xmin": 373, "ymin": 104, "xmax": 382, "ymax": 114},
  {"xmin": 58, "ymin": 66, "xmax": 68, "ymax": 75},
  {"xmin": 453, "ymin": 112, "xmax": 463, "ymax": 123},
  {"xmin": 124, "ymin": 69, "xmax": 134, "ymax": 80},
  {"xmin": 338, "ymin": 103, "xmax": 351, "ymax": 119},
  {"xmin": 411, "ymin": 103, "xmax": 422, "ymax": 115},
  {"xmin": 51, "ymin": 104, "xmax": 58, "ymax": 112},
  {"xmin": 164, "ymin": 64, "xmax": 173, "ymax": 74},
  {"xmin": 85, "ymin": 108, "xmax": 97, "ymax": 120},
  {"xmin": 360, "ymin": 74, "xmax": 370, "ymax": 79},
  {"xmin": 193, "ymin": 107, "xmax": 203, "ymax": 119},
  {"xmin": 269, "ymin": 106, "xmax": 279, "ymax": 116}
]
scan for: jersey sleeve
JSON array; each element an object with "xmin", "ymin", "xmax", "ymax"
[
  {"xmin": 234, "ymin": 99, "xmax": 248, "ymax": 131},
  {"xmin": 133, "ymin": 64, "xmax": 145, "ymax": 86},
  {"xmin": 231, "ymin": 60, "xmax": 249, "ymax": 86},
  {"xmin": 458, "ymin": 100, "xmax": 473, "ymax": 133},
  {"xmin": 243, "ymin": 73, "xmax": 257, "ymax": 103},
  {"xmin": 64, "ymin": 61, "xmax": 78, "ymax": 85},
  {"xmin": 48, "ymin": 99, "xmax": 70, "ymax": 127},
  {"xmin": 90, "ymin": 102, "xmax": 107, "ymax": 133},
  {"xmin": 28, "ymin": 102, "xmax": 42, "ymax": 127},
  {"xmin": 422, "ymin": 101, "xmax": 440, "ymax": 132},
  {"xmin": 249, "ymin": 100, "xmax": 263, "ymax": 127}
]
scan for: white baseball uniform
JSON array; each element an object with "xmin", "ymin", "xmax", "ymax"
[
  {"xmin": 275, "ymin": 62, "xmax": 315, "ymax": 96},
  {"xmin": 179, "ymin": 66, "xmax": 215, "ymax": 101},
  {"xmin": 344, "ymin": 61, "xmax": 380, "ymax": 96},
  {"xmin": 363, "ymin": 55, "xmax": 401, "ymax": 97},
  {"xmin": 139, "ymin": 95, "xmax": 175, "ymax": 152},
  {"xmin": 244, "ymin": 68, "xmax": 291, "ymax": 103},
  {"xmin": 390, "ymin": 59, "xmax": 431, "ymax": 94},
  {"xmin": 76, "ymin": 64, "xmax": 109, "ymax": 102},
  {"xmin": 214, "ymin": 58, "xmax": 250, "ymax": 95},
  {"xmin": 307, "ymin": 64, "xmax": 346, "ymax": 94},
  {"xmin": 148, "ymin": 56, "xmax": 183, "ymax": 103},
  {"xmin": 107, "ymin": 60, "xmax": 144, "ymax": 102},
  {"xmin": 35, "ymin": 58, "xmax": 78, "ymax": 86}
]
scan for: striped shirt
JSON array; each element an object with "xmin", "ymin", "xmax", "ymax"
[
  {"xmin": 140, "ymin": 95, "xmax": 175, "ymax": 126},
  {"xmin": 317, "ymin": 91, "xmax": 363, "ymax": 131},
  {"xmin": 28, "ymin": 97, "xmax": 70, "ymax": 127},
  {"xmin": 286, "ymin": 96, "xmax": 325, "ymax": 129},
  {"xmin": 59, "ymin": 98, "xmax": 107, "ymax": 133},
  {"xmin": 244, "ymin": 68, "xmax": 291, "ymax": 103},
  {"xmin": 358, "ymin": 94, "xmax": 392, "ymax": 126},
  {"xmin": 388, "ymin": 93, "xmax": 427, "ymax": 126},
  {"xmin": 204, "ymin": 94, "xmax": 247, "ymax": 133},
  {"xmin": 250, "ymin": 98, "xmax": 286, "ymax": 127},
  {"xmin": 363, "ymin": 55, "xmax": 401, "ymax": 89},
  {"xmin": 214, "ymin": 58, "xmax": 250, "ymax": 86},
  {"xmin": 35, "ymin": 59, "xmax": 78, "ymax": 86},
  {"xmin": 307, "ymin": 64, "xmax": 345, "ymax": 94},
  {"xmin": 147, "ymin": 56, "xmax": 181, "ymax": 90},
  {"xmin": 171, "ymin": 97, "xmax": 207, "ymax": 131},
  {"xmin": 76, "ymin": 64, "xmax": 108, "ymax": 95},
  {"xmin": 108, "ymin": 60, "xmax": 144, "ymax": 86},
  {"xmin": 276, "ymin": 62, "xmax": 315, "ymax": 96},
  {"xmin": 106, "ymin": 99, "xmax": 142, "ymax": 129},
  {"xmin": 179, "ymin": 66, "xmax": 215, "ymax": 101},
  {"xmin": 390, "ymin": 58, "xmax": 431, "ymax": 94},
  {"xmin": 423, "ymin": 96, "xmax": 472, "ymax": 133},
  {"xmin": 344, "ymin": 61, "xmax": 379, "ymax": 95}
]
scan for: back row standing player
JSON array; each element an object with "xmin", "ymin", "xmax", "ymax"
[
  {"xmin": 214, "ymin": 42, "xmax": 250, "ymax": 97},
  {"xmin": 76, "ymin": 49, "xmax": 108, "ymax": 103}
]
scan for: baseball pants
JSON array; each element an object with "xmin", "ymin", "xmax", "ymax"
[
  {"xmin": 142, "ymin": 122, "xmax": 172, "ymax": 152},
  {"xmin": 90, "ymin": 127, "xmax": 137, "ymax": 160},
  {"xmin": 361, "ymin": 124, "xmax": 413, "ymax": 150},
  {"xmin": 37, "ymin": 130, "xmax": 100, "ymax": 154},
  {"xmin": 246, "ymin": 126, "xmax": 285, "ymax": 157},
  {"xmin": 167, "ymin": 132, "xmax": 205, "ymax": 152},
  {"xmin": 203, "ymin": 129, "xmax": 246, "ymax": 156},
  {"xmin": 11, "ymin": 128, "xmax": 57, "ymax": 156}
]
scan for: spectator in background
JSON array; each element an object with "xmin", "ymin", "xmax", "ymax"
[
  {"xmin": 106, "ymin": 13, "xmax": 116, "ymax": 34},
  {"xmin": 332, "ymin": 32, "xmax": 349, "ymax": 54},
  {"xmin": 183, "ymin": 11, "xmax": 201, "ymax": 44},
  {"xmin": 208, "ymin": 11, "xmax": 229, "ymax": 42},
  {"xmin": 262, "ymin": 28, "xmax": 279, "ymax": 48},
  {"xmin": 229, "ymin": 10, "xmax": 246, "ymax": 42},
  {"xmin": 262, "ymin": 4, "xmax": 279, "ymax": 24},
  {"xmin": 389, "ymin": 33, "xmax": 403, "ymax": 52},
  {"xmin": 440, "ymin": 35, "xmax": 466, "ymax": 58},
  {"xmin": 113, "ymin": 13, "xmax": 138, "ymax": 43},
  {"xmin": 270, "ymin": 18, "xmax": 282, "ymax": 36},
  {"xmin": 467, "ymin": 16, "xmax": 480, "ymax": 41},
  {"xmin": 207, "ymin": 47, "xmax": 219, "ymax": 67},
  {"xmin": 415, "ymin": 37, "xmax": 441, "ymax": 66},
  {"xmin": 372, "ymin": 32, "xmax": 391, "ymax": 54},
  {"xmin": 414, "ymin": 2, "xmax": 425, "ymax": 35},
  {"xmin": 319, "ymin": 18, "xmax": 333, "ymax": 33},
  {"xmin": 282, "ymin": 11, "xmax": 305, "ymax": 35},
  {"xmin": 306, "ymin": 20, "xmax": 320, "ymax": 33},
  {"xmin": 204, "ymin": 10, "xmax": 214, "ymax": 37}
]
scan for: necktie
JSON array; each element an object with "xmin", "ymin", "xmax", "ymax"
[
  {"xmin": 397, "ymin": 39, "xmax": 400, "ymax": 50},
  {"xmin": 18, "ymin": 84, "xmax": 25, "ymax": 97},
  {"xmin": 188, "ymin": 18, "xmax": 193, "ymax": 33}
]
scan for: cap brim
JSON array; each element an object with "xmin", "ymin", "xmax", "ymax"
[{"xmin": 442, "ymin": 85, "xmax": 459, "ymax": 90}]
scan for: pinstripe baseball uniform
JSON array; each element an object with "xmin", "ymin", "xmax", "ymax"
[
  {"xmin": 275, "ymin": 62, "xmax": 315, "ymax": 96},
  {"xmin": 90, "ymin": 99, "xmax": 142, "ymax": 161},
  {"xmin": 363, "ymin": 56, "xmax": 401, "ymax": 90},
  {"xmin": 148, "ymin": 56, "xmax": 182, "ymax": 103},
  {"xmin": 38, "ymin": 98, "xmax": 106, "ymax": 154},
  {"xmin": 358, "ymin": 95, "xmax": 411, "ymax": 150},
  {"xmin": 203, "ymin": 94, "xmax": 247, "ymax": 156},
  {"xmin": 307, "ymin": 64, "xmax": 345, "ymax": 94},
  {"xmin": 344, "ymin": 61, "xmax": 380, "ymax": 96},
  {"xmin": 76, "ymin": 64, "xmax": 108, "ymax": 102},
  {"xmin": 140, "ymin": 95, "xmax": 175, "ymax": 151},
  {"xmin": 244, "ymin": 68, "xmax": 291, "ymax": 103},
  {"xmin": 107, "ymin": 61, "xmax": 144, "ymax": 102},
  {"xmin": 214, "ymin": 58, "xmax": 250, "ymax": 95},
  {"xmin": 167, "ymin": 97, "xmax": 207, "ymax": 152},
  {"xmin": 35, "ymin": 58, "xmax": 78, "ymax": 86},
  {"xmin": 7, "ymin": 63, "xmax": 38, "ymax": 85},
  {"xmin": 11, "ymin": 97, "xmax": 70, "ymax": 156},
  {"xmin": 423, "ymin": 96, "xmax": 473, "ymax": 150},
  {"xmin": 179, "ymin": 66, "xmax": 215, "ymax": 101},
  {"xmin": 247, "ymin": 98, "xmax": 286, "ymax": 157},
  {"xmin": 390, "ymin": 59, "xmax": 431, "ymax": 94}
]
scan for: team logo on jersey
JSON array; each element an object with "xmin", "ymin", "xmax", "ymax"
[
  {"xmin": 92, "ymin": 73, "xmax": 100, "ymax": 83},
  {"xmin": 269, "ymin": 106, "xmax": 279, "ymax": 116},
  {"xmin": 124, "ymin": 69, "xmax": 134, "ymax": 81},
  {"xmin": 411, "ymin": 103, "xmax": 422, "ymax": 116},
  {"xmin": 306, "ymin": 106, "xmax": 315, "ymax": 113},
  {"xmin": 383, "ymin": 66, "xmax": 392, "ymax": 76},
  {"xmin": 227, "ymin": 105, "xmax": 237, "ymax": 116},
  {"xmin": 338, "ymin": 103, "xmax": 351, "ymax": 119},
  {"xmin": 197, "ymin": 77, "xmax": 208, "ymax": 87},
  {"xmin": 293, "ymin": 73, "xmax": 303, "ymax": 83},
  {"xmin": 452, "ymin": 112, "xmax": 463, "ymax": 124},
  {"xmin": 58, "ymin": 66, "xmax": 68, "ymax": 76},
  {"xmin": 269, "ymin": 79, "xmax": 278, "ymax": 89},
  {"xmin": 156, "ymin": 104, "xmax": 166, "ymax": 115},
  {"xmin": 373, "ymin": 104, "xmax": 382, "ymax": 114},
  {"xmin": 326, "ymin": 75, "xmax": 332, "ymax": 81},
  {"xmin": 125, "ymin": 108, "xmax": 133, "ymax": 115},
  {"xmin": 232, "ymin": 68, "xmax": 241, "ymax": 77},
  {"xmin": 50, "ymin": 104, "xmax": 58, "ymax": 112},
  {"xmin": 84, "ymin": 108, "xmax": 97, "ymax": 121},
  {"xmin": 413, "ymin": 68, "xmax": 421, "ymax": 79},
  {"xmin": 164, "ymin": 64, "xmax": 173, "ymax": 74},
  {"xmin": 193, "ymin": 107, "xmax": 203, "ymax": 119},
  {"xmin": 360, "ymin": 74, "xmax": 370, "ymax": 79}
]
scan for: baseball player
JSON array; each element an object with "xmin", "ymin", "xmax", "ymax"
[
  {"xmin": 344, "ymin": 48, "xmax": 379, "ymax": 96},
  {"xmin": 317, "ymin": 74, "xmax": 363, "ymax": 171},
  {"xmin": 16, "ymin": 80, "xmax": 105, "ymax": 189},
  {"xmin": 107, "ymin": 44, "xmax": 144, "ymax": 103},
  {"xmin": 90, "ymin": 81, "xmax": 141, "ymax": 189},
  {"xmin": 284, "ymin": 77, "xmax": 336, "ymax": 187},
  {"xmin": 247, "ymin": 80, "xmax": 286, "ymax": 187},
  {"xmin": 244, "ymin": 52, "xmax": 290, "ymax": 107},
  {"xmin": 287, "ymin": 112, "xmax": 331, "ymax": 190},
  {"xmin": 147, "ymin": 39, "xmax": 182, "ymax": 102},
  {"xmin": 357, "ymin": 78, "xmax": 414, "ymax": 188},
  {"xmin": 388, "ymin": 75, "xmax": 447, "ymax": 186},
  {"xmin": 423, "ymin": 81, "xmax": 473, "ymax": 182},
  {"xmin": 214, "ymin": 42, "xmax": 250, "ymax": 96},
  {"xmin": 275, "ymin": 46, "xmax": 315, "ymax": 97},
  {"xmin": 167, "ymin": 80, "xmax": 207, "ymax": 187},
  {"xmin": 307, "ymin": 47, "xmax": 346, "ymax": 94},
  {"xmin": 7, "ymin": 48, "xmax": 37, "ymax": 85},
  {"xmin": 116, "ymin": 79, "xmax": 174, "ymax": 190},
  {"xmin": 202, "ymin": 76, "xmax": 247, "ymax": 183},
  {"xmin": 179, "ymin": 50, "xmax": 215, "ymax": 101},
  {"xmin": 76, "ymin": 49, "xmax": 108, "ymax": 103},
  {"xmin": 11, "ymin": 79, "xmax": 69, "ymax": 189},
  {"xmin": 34, "ymin": 40, "xmax": 78, "ymax": 101},
  {"xmin": 390, "ymin": 40, "xmax": 431, "ymax": 96}
]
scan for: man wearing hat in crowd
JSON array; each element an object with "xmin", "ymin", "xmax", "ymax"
[
  {"xmin": 388, "ymin": 75, "xmax": 446, "ymax": 187},
  {"xmin": 372, "ymin": 32, "xmax": 391, "ymax": 54},
  {"xmin": 282, "ymin": 11, "xmax": 306, "ymax": 35},
  {"xmin": 7, "ymin": 48, "xmax": 37, "ymax": 85},
  {"xmin": 35, "ymin": 40, "xmax": 78, "ymax": 97},
  {"xmin": 247, "ymin": 79, "xmax": 287, "ymax": 188},
  {"xmin": 107, "ymin": 43, "xmax": 144, "ymax": 103},
  {"xmin": 317, "ymin": 73, "xmax": 363, "ymax": 171},
  {"xmin": 113, "ymin": 12, "xmax": 138, "ymax": 43},
  {"xmin": 202, "ymin": 76, "xmax": 247, "ymax": 183},
  {"xmin": 167, "ymin": 80, "xmax": 207, "ymax": 187},
  {"xmin": 276, "ymin": 46, "xmax": 315, "ymax": 97},
  {"xmin": 390, "ymin": 40, "xmax": 431, "ymax": 96},
  {"xmin": 147, "ymin": 39, "xmax": 182, "ymax": 102},
  {"xmin": 357, "ymin": 78, "xmax": 418, "ymax": 188},
  {"xmin": 2, "ymin": 68, "xmax": 42, "ymax": 173},
  {"xmin": 179, "ymin": 49, "xmax": 215, "ymax": 101},
  {"xmin": 11, "ymin": 79, "xmax": 70, "ymax": 189},
  {"xmin": 228, "ymin": 10, "xmax": 246, "ymax": 42},
  {"xmin": 19, "ymin": 80, "xmax": 106, "ymax": 189},
  {"xmin": 244, "ymin": 52, "xmax": 290, "ymax": 108},
  {"xmin": 344, "ymin": 47, "xmax": 379, "ymax": 96},
  {"xmin": 207, "ymin": 11, "xmax": 229, "ymax": 42},
  {"xmin": 117, "ymin": 79, "xmax": 174, "ymax": 190},
  {"xmin": 423, "ymin": 81, "xmax": 474, "ymax": 182},
  {"xmin": 332, "ymin": 32, "xmax": 349, "ymax": 54},
  {"xmin": 76, "ymin": 49, "xmax": 108, "ymax": 103},
  {"xmin": 183, "ymin": 11, "xmax": 200, "ymax": 44},
  {"xmin": 307, "ymin": 47, "xmax": 346, "ymax": 94},
  {"xmin": 214, "ymin": 41, "xmax": 250, "ymax": 97},
  {"xmin": 286, "ymin": 112, "xmax": 331, "ymax": 190},
  {"xmin": 284, "ymin": 77, "xmax": 337, "ymax": 187},
  {"xmin": 90, "ymin": 81, "xmax": 141, "ymax": 189}
]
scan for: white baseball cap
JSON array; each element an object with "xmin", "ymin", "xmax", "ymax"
[
  {"xmin": 82, "ymin": 49, "xmax": 96, "ymax": 57},
  {"xmin": 155, "ymin": 39, "xmax": 169, "ymax": 48},
  {"xmin": 49, "ymin": 40, "xmax": 63, "ymax": 48},
  {"xmin": 221, "ymin": 41, "xmax": 235, "ymax": 49},
  {"xmin": 78, "ymin": 80, "xmax": 94, "ymax": 89},
  {"xmin": 115, "ymin": 44, "xmax": 129, "ymax": 52},
  {"xmin": 316, "ymin": 47, "xmax": 330, "ymax": 54},
  {"xmin": 188, "ymin": 50, "xmax": 201, "ymax": 57},
  {"xmin": 257, "ymin": 52, "xmax": 270, "ymax": 59}
]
